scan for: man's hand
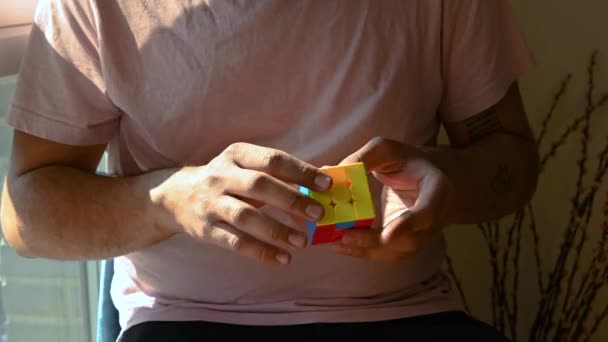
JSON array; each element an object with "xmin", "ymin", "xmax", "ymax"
[
  {"xmin": 333, "ymin": 83, "xmax": 539, "ymax": 262},
  {"xmin": 332, "ymin": 137, "xmax": 453, "ymax": 262},
  {"xmin": 151, "ymin": 142, "xmax": 332, "ymax": 265}
]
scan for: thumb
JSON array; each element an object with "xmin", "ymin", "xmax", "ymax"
[{"xmin": 380, "ymin": 204, "xmax": 436, "ymax": 243}]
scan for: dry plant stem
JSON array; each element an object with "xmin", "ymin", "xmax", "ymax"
[
  {"xmin": 479, "ymin": 222, "xmax": 501, "ymax": 328},
  {"xmin": 510, "ymin": 210, "xmax": 524, "ymax": 341},
  {"xmin": 554, "ymin": 202, "xmax": 593, "ymax": 341},
  {"xmin": 564, "ymin": 144, "xmax": 608, "ymax": 320},
  {"xmin": 584, "ymin": 305, "xmax": 608, "ymax": 342},
  {"xmin": 571, "ymin": 262, "xmax": 608, "ymax": 340},
  {"xmin": 527, "ymin": 205, "xmax": 544, "ymax": 292},
  {"xmin": 445, "ymin": 254, "xmax": 471, "ymax": 313},
  {"xmin": 555, "ymin": 52, "xmax": 598, "ymax": 337},
  {"xmin": 511, "ymin": 209, "xmax": 526, "ymax": 342},
  {"xmin": 534, "ymin": 52, "xmax": 606, "ymax": 339},
  {"xmin": 561, "ymin": 138, "xmax": 608, "ymax": 341},
  {"xmin": 495, "ymin": 220, "xmax": 516, "ymax": 335},
  {"xmin": 498, "ymin": 212, "xmax": 523, "ymax": 339},
  {"xmin": 537, "ymin": 74, "xmax": 572, "ymax": 146},
  {"xmin": 539, "ymin": 90, "xmax": 608, "ymax": 172},
  {"xmin": 570, "ymin": 145, "xmax": 608, "ymax": 308},
  {"xmin": 566, "ymin": 163, "xmax": 608, "ymax": 340},
  {"xmin": 540, "ymin": 143, "xmax": 607, "ymax": 341}
]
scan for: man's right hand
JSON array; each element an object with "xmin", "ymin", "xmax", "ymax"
[{"xmin": 150, "ymin": 142, "xmax": 332, "ymax": 265}]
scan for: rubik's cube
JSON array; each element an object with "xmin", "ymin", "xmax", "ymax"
[{"xmin": 299, "ymin": 162, "xmax": 376, "ymax": 245}]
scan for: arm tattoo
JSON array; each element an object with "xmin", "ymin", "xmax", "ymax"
[
  {"xmin": 490, "ymin": 163, "xmax": 513, "ymax": 193},
  {"xmin": 462, "ymin": 106, "xmax": 502, "ymax": 143}
]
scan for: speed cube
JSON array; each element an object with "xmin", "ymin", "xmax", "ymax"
[{"xmin": 299, "ymin": 162, "xmax": 376, "ymax": 245}]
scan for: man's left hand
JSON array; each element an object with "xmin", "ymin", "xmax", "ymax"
[{"xmin": 332, "ymin": 137, "xmax": 453, "ymax": 262}]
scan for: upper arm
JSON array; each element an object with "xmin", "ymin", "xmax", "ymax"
[
  {"xmin": 443, "ymin": 82, "xmax": 535, "ymax": 148},
  {"xmin": 439, "ymin": 1, "xmax": 535, "ymax": 147},
  {"xmin": 8, "ymin": 130, "xmax": 107, "ymax": 180}
]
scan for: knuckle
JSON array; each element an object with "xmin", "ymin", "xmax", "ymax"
[
  {"xmin": 249, "ymin": 174, "xmax": 271, "ymax": 193},
  {"xmin": 299, "ymin": 164, "xmax": 317, "ymax": 182},
  {"xmin": 286, "ymin": 192, "xmax": 302, "ymax": 211},
  {"xmin": 269, "ymin": 227, "xmax": 287, "ymax": 243},
  {"xmin": 256, "ymin": 246, "xmax": 272, "ymax": 262},
  {"xmin": 227, "ymin": 235, "xmax": 245, "ymax": 251},
  {"xmin": 370, "ymin": 136, "xmax": 388, "ymax": 146},
  {"xmin": 199, "ymin": 216, "xmax": 214, "ymax": 233},
  {"xmin": 203, "ymin": 173, "xmax": 223, "ymax": 189},
  {"xmin": 231, "ymin": 206, "xmax": 255, "ymax": 226},
  {"xmin": 200, "ymin": 221, "xmax": 219, "ymax": 240},
  {"xmin": 225, "ymin": 142, "xmax": 244, "ymax": 160},
  {"xmin": 263, "ymin": 150, "xmax": 285, "ymax": 171}
]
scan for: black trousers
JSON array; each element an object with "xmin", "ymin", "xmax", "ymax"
[{"xmin": 120, "ymin": 311, "xmax": 510, "ymax": 342}]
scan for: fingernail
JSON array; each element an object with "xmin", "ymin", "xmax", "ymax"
[
  {"xmin": 305, "ymin": 204, "xmax": 323, "ymax": 220},
  {"xmin": 288, "ymin": 233, "xmax": 307, "ymax": 248},
  {"xmin": 314, "ymin": 174, "xmax": 332, "ymax": 190},
  {"xmin": 276, "ymin": 253, "xmax": 291, "ymax": 264}
]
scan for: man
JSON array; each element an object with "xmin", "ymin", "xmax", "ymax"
[{"xmin": 1, "ymin": 0, "xmax": 538, "ymax": 341}]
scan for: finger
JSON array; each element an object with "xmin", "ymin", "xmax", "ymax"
[
  {"xmin": 226, "ymin": 169, "xmax": 325, "ymax": 222},
  {"xmin": 213, "ymin": 195, "xmax": 308, "ymax": 249},
  {"xmin": 380, "ymin": 172, "xmax": 449, "ymax": 242},
  {"xmin": 339, "ymin": 137, "xmax": 405, "ymax": 173},
  {"xmin": 380, "ymin": 210, "xmax": 415, "ymax": 243},
  {"xmin": 233, "ymin": 195, "xmax": 265, "ymax": 208},
  {"xmin": 333, "ymin": 242, "xmax": 402, "ymax": 262},
  {"xmin": 339, "ymin": 229, "xmax": 381, "ymax": 248},
  {"xmin": 404, "ymin": 170, "xmax": 450, "ymax": 231},
  {"xmin": 226, "ymin": 143, "xmax": 332, "ymax": 191},
  {"xmin": 204, "ymin": 221, "xmax": 292, "ymax": 265}
]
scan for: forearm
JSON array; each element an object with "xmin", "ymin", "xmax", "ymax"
[
  {"xmin": 427, "ymin": 133, "xmax": 539, "ymax": 224},
  {"xmin": 1, "ymin": 166, "xmax": 178, "ymax": 260}
]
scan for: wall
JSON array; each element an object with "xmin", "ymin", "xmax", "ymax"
[{"xmin": 445, "ymin": 0, "xmax": 608, "ymax": 340}]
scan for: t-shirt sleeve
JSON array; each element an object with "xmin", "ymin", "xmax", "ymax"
[
  {"xmin": 439, "ymin": 0, "xmax": 535, "ymax": 122},
  {"xmin": 5, "ymin": 0, "xmax": 121, "ymax": 146}
]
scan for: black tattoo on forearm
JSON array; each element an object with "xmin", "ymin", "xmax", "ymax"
[
  {"xmin": 490, "ymin": 163, "xmax": 513, "ymax": 193},
  {"xmin": 463, "ymin": 106, "xmax": 502, "ymax": 142}
]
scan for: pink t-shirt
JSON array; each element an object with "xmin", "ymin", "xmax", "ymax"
[{"xmin": 7, "ymin": 0, "xmax": 534, "ymax": 338}]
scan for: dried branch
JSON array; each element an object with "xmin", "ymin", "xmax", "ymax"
[
  {"xmin": 527, "ymin": 205, "xmax": 544, "ymax": 293},
  {"xmin": 537, "ymin": 74, "xmax": 572, "ymax": 146},
  {"xmin": 554, "ymin": 53, "xmax": 599, "ymax": 337},
  {"xmin": 533, "ymin": 52, "xmax": 607, "ymax": 340},
  {"xmin": 510, "ymin": 212, "xmax": 524, "ymax": 342},
  {"xmin": 445, "ymin": 254, "xmax": 471, "ymax": 313}
]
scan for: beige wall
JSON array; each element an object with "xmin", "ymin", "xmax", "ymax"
[{"xmin": 445, "ymin": 0, "xmax": 608, "ymax": 340}]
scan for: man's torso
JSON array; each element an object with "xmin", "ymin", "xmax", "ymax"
[{"xmin": 94, "ymin": 0, "xmax": 457, "ymax": 331}]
